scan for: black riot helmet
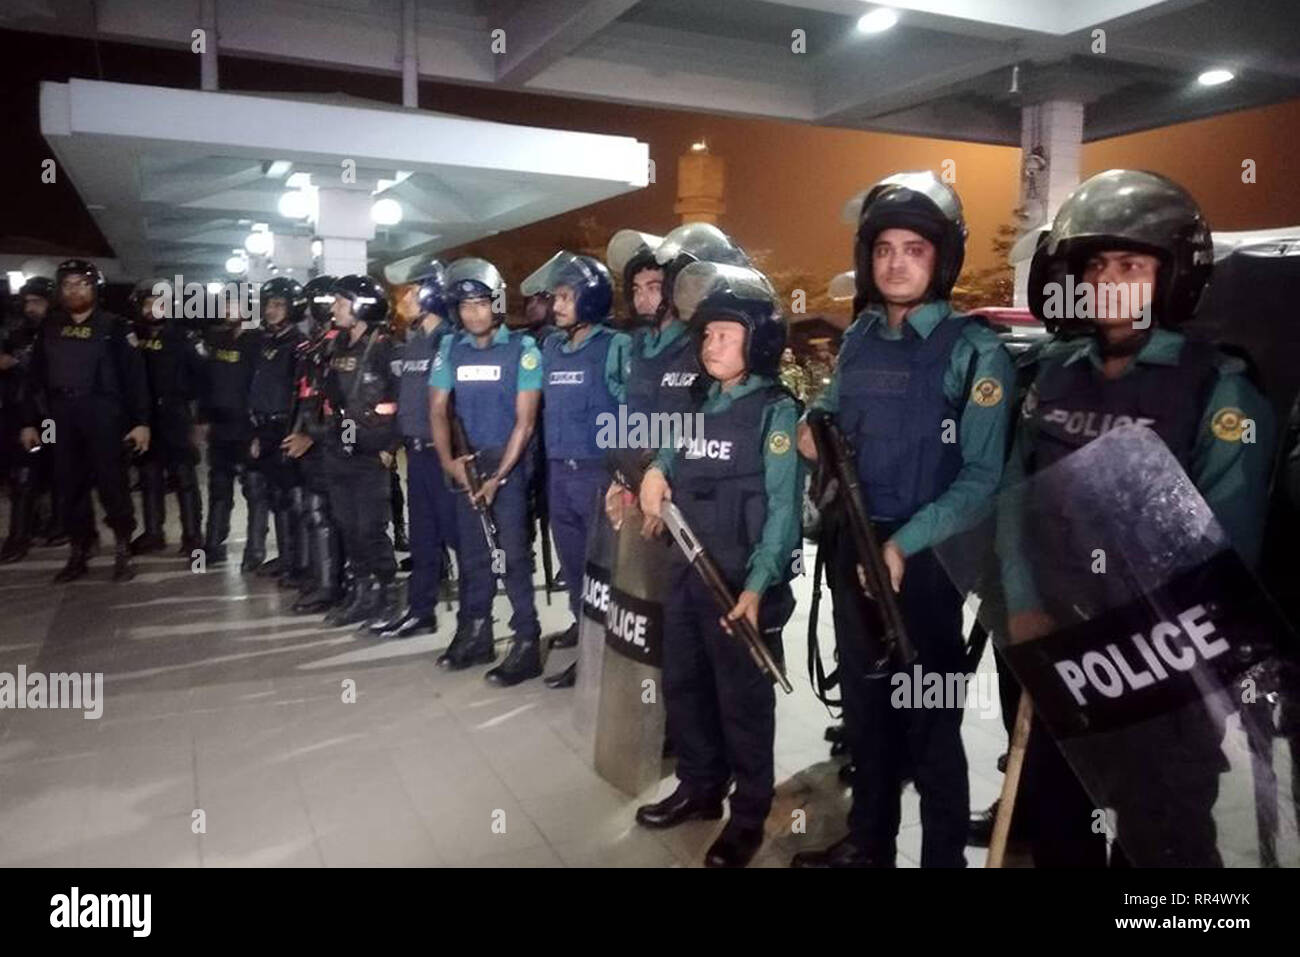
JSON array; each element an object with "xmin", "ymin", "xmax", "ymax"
[
  {"xmin": 401, "ymin": 257, "xmax": 452, "ymax": 323},
  {"xmin": 652, "ymin": 223, "xmax": 752, "ymax": 321},
  {"xmin": 302, "ymin": 275, "xmax": 339, "ymax": 328},
  {"xmin": 520, "ymin": 251, "xmax": 613, "ymax": 331},
  {"xmin": 259, "ymin": 277, "xmax": 306, "ymax": 326},
  {"xmin": 54, "ymin": 259, "xmax": 105, "ymax": 306},
  {"xmin": 445, "ymin": 257, "xmax": 507, "ymax": 323},
  {"xmin": 605, "ymin": 229, "xmax": 664, "ymax": 322},
  {"xmin": 673, "ymin": 262, "xmax": 786, "ymax": 379},
  {"xmin": 332, "ymin": 275, "xmax": 389, "ymax": 326},
  {"xmin": 19, "ymin": 276, "xmax": 55, "ymax": 302},
  {"xmin": 1028, "ymin": 169, "xmax": 1214, "ymax": 334},
  {"xmin": 849, "ymin": 171, "xmax": 967, "ymax": 314},
  {"xmin": 128, "ymin": 279, "xmax": 167, "ymax": 324}
]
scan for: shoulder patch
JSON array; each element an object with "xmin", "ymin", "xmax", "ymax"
[
  {"xmin": 971, "ymin": 376, "xmax": 1004, "ymax": 407},
  {"xmin": 768, "ymin": 430, "xmax": 791, "ymax": 455},
  {"xmin": 1210, "ymin": 407, "xmax": 1248, "ymax": 442},
  {"xmin": 520, "ymin": 351, "xmax": 539, "ymax": 371}
]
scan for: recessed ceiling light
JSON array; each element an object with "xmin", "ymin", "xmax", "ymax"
[
  {"xmin": 1198, "ymin": 68, "xmax": 1234, "ymax": 86},
  {"xmin": 857, "ymin": 7, "xmax": 898, "ymax": 34}
]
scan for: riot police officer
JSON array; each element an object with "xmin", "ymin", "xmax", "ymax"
[
  {"xmin": 283, "ymin": 276, "xmax": 344, "ymax": 612},
  {"xmin": 128, "ymin": 280, "xmax": 206, "ymax": 556},
  {"xmin": 791, "ymin": 172, "xmax": 1015, "ymax": 868},
  {"xmin": 1, "ymin": 276, "xmax": 54, "ymax": 562},
  {"xmin": 245, "ymin": 278, "xmax": 307, "ymax": 577},
  {"xmin": 295, "ymin": 275, "xmax": 400, "ymax": 629},
  {"xmin": 370, "ymin": 259, "xmax": 460, "ymax": 639},
  {"xmin": 521, "ymin": 252, "xmax": 630, "ymax": 687},
  {"xmin": 636, "ymin": 261, "xmax": 802, "ymax": 868},
  {"xmin": 430, "ymin": 258, "xmax": 544, "ymax": 684},
  {"xmin": 1004, "ymin": 169, "xmax": 1275, "ymax": 867},
  {"xmin": 199, "ymin": 296, "xmax": 262, "ymax": 566},
  {"xmin": 20, "ymin": 259, "xmax": 152, "ymax": 583}
]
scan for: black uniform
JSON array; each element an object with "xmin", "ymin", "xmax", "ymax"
[
  {"xmin": 320, "ymin": 324, "xmax": 399, "ymax": 611},
  {"xmin": 245, "ymin": 320, "xmax": 305, "ymax": 572},
  {"xmin": 1, "ymin": 316, "xmax": 48, "ymax": 559},
  {"xmin": 199, "ymin": 322, "xmax": 261, "ymax": 563},
  {"xmin": 25, "ymin": 308, "xmax": 150, "ymax": 549},
  {"xmin": 133, "ymin": 316, "xmax": 206, "ymax": 553},
  {"xmin": 290, "ymin": 327, "xmax": 344, "ymax": 611}
]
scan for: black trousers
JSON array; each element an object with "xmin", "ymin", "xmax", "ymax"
[
  {"xmin": 323, "ymin": 446, "xmax": 395, "ymax": 582},
  {"xmin": 205, "ymin": 433, "xmax": 250, "ymax": 545},
  {"xmin": 828, "ymin": 518, "xmax": 969, "ymax": 867},
  {"xmin": 50, "ymin": 395, "xmax": 135, "ymax": 543},
  {"xmin": 250, "ymin": 420, "xmax": 299, "ymax": 508},
  {"xmin": 662, "ymin": 569, "xmax": 794, "ymax": 829}
]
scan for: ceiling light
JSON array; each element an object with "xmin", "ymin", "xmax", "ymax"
[
  {"xmin": 856, "ymin": 7, "xmax": 898, "ymax": 34},
  {"xmin": 1198, "ymin": 68, "xmax": 1234, "ymax": 86},
  {"xmin": 286, "ymin": 172, "xmax": 313, "ymax": 189},
  {"xmin": 207, "ymin": 282, "xmax": 224, "ymax": 295},
  {"xmin": 7, "ymin": 271, "xmax": 26, "ymax": 289},
  {"xmin": 371, "ymin": 198, "xmax": 403, "ymax": 226},
  {"xmin": 278, "ymin": 190, "xmax": 311, "ymax": 219},
  {"xmin": 244, "ymin": 231, "xmax": 273, "ymax": 256},
  {"xmin": 264, "ymin": 160, "xmax": 292, "ymax": 178},
  {"xmin": 225, "ymin": 255, "xmax": 248, "ymax": 275}
]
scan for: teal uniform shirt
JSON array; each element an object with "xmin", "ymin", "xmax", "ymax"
[
  {"xmin": 546, "ymin": 324, "xmax": 631, "ymax": 403},
  {"xmin": 1000, "ymin": 327, "xmax": 1276, "ymax": 614},
  {"xmin": 428, "ymin": 323, "xmax": 543, "ymax": 393},
  {"xmin": 655, "ymin": 374, "xmax": 803, "ymax": 595},
  {"xmin": 625, "ymin": 318, "xmax": 689, "ymax": 369},
  {"xmin": 809, "ymin": 301, "xmax": 1016, "ymax": 556}
]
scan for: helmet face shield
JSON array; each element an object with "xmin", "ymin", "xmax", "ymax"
[
  {"xmin": 606, "ymin": 229, "xmax": 663, "ymax": 276},
  {"xmin": 522, "ymin": 251, "xmax": 612, "ymax": 328},
  {"xmin": 673, "ymin": 262, "xmax": 776, "ymax": 324},
  {"xmin": 653, "ymin": 222, "xmax": 750, "ymax": 271},
  {"xmin": 675, "ymin": 261, "xmax": 786, "ymax": 379}
]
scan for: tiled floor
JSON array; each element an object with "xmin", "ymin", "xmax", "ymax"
[{"xmin": 0, "ymin": 500, "xmax": 1007, "ymax": 868}]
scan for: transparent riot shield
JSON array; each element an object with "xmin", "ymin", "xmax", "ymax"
[
  {"xmin": 572, "ymin": 489, "xmax": 615, "ymax": 754},
  {"xmin": 593, "ymin": 503, "xmax": 673, "ymax": 796},
  {"xmin": 936, "ymin": 425, "xmax": 1300, "ymax": 867}
]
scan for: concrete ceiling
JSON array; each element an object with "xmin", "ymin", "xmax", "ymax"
[{"xmin": 3, "ymin": 0, "xmax": 1297, "ymax": 145}]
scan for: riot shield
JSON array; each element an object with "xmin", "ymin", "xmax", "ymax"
[
  {"xmin": 572, "ymin": 488, "xmax": 615, "ymax": 753},
  {"xmin": 593, "ymin": 503, "xmax": 672, "ymax": 796},
  {"xmin": 936, "ymin": 425, "xmax": 1300, "ymax": 867}
]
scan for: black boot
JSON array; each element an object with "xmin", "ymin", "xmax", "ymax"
[
  {"xmin": 293, "ymin": 515, "xmax": 340, "ymax": 613},
  {"xmin": 176, "ymin": 476, "xmax": 204, "ymax": 556},
  {"xmin": 374, "ymin": 608, "xmax": 437, "ymax": 639},
  {"xmin": 635, "ymin": 785, "xmax": 724, "ymax": 829},
  {"xmin": 790, "ymin": 835, "xmax": 894, "ymax": 869},
  {"xmin": 241, "ymin": 472, "xmax": 270, "ymax": 572},
  {"xmin": 53, "ymin": 541, "xmax": 90, "ymax": 584},
  {"xmin": 484, "ymin": 634, "xmax": 543, "ymax": 687},
  {"xmin": 705, "ymin": 821, "xmax": 765, "ymax": 869},
  {"xmin": 324, "ymin": 574, "xmax": 371, "ymax": 627},
  {"xmin": 543, "ymin": 661, "xmax": 577, "ymax": 689},
  {"xmin": 204, "ymin": 495, "xmax": 233, "ymax": 565},
  {"xmin": 131, "ymin": 462, "xmax": 166, "ymax": 554},
  {"xmin": 279, "ymin": 487, "xmax": 309, "ymax": 588},
  {"xmin": 437, "ymin": 618, "xmax": 496, "ymax": 670},
  {"xmin": 41, "ymin": 484, "xmax": 67, "ymax": 547},
  {"xmin": 361, "ymin": 579, "xmax": 399, "ymax": 632},
  {"xmin": 545, "ymin": 621, "xmax": 579, "ymax": 649},
  {"xmin": 112, "ymin": 532, "xmax": 135, "ymax": 582},
  {"xmin": 0, "ymin": 476, "xmax": 36, "ymax": 564}
]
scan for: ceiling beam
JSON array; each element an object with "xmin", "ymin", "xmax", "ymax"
[{"xmin": 496, "ymin": 0, "xmax": 642, "ymax": 85}]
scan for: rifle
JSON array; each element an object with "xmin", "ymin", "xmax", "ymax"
[
  {"xmin": 805, "ymin": 408, "xmax": 916, "ymax": 668},
  {"xmin": 449, "ymin": 406, "xmax": 503, "ymax": 575},
  {"xmin": 613, "ymin": 461, "xmax": 793, "ymax": 694}
]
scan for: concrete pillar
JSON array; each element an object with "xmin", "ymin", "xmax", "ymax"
[
  {"xmin": 315, "ymin": 187, "xmax": 375, "ymax": 277},
  {"xmin": 1013, "ymin": 100, "xmax": 1083, "ymax": 307},
  {"xmin": 200, "ymin": 0, "xmax": 219, "ymax": 91},
  {"xmin": 674, "ymin": 145, "xmax": 725, "ymax": 224},
  {"xmin": 401, "ymin": 0, "xmax": 418, "ymax": 109}
]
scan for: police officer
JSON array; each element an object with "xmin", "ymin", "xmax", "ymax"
[
  {"xmin": 603, "ymin": 224, "xmax": 751, "ymax": 523},
  {"xmin": 1004, "ymin": 169, "xmax": 1275, "ymax": 867},
  {"xmin": 791, "ymin": 171, "xmax": 1015, "ymax": 868},
  {"xmin": 1, "ymin": 277, "xmax": 54, "ymax": 562},
  {"xmin": 245, "ymin": 278, "xmax": 307, "ymax": 577},
  {"xmin": 283, "ymin": 276, "xmax": 344, "ymax": 612},
  {"xmin": 521, "ymin": 252, "xmax": 630, "ymax": 687},
  {"xmin": 199, "ymin": 296, "xmax": 262, "ymax": 566},
  {"xmin": 20, "ymin": 260, "xmax": 152, "ymax": 583},
  {"xmin": 128, "ymin": 280, "xmax": 206, "ymax": 557},
  {"xmin": 299, "ymin": 275, "xmax": 400, "ymax": 628},
  {"xmin": 430, "ymin": 258, "xmax": 544, "ymax": 684},
  {"xmin": 635, "ymin": 261, "xmax": 802, "ymax": 868},
  {"xmin": 370, "ymin": 259, "xmax": 459, "ymax": 639}
]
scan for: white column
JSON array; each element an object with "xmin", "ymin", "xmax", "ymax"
[
  {"xmin": 200, "ymin": 0, "xmax": 219, "ymax": 91},
  {"xmin": 401, "ymin": 0, "xmax": 418, "ymax": 109},
  {"xmin": 1013, "ymin": 100, "xmax": 1083, "ymax": 307},
  {"xmin": 316, "ymin": 187, "xmax": 375, "ymax": 277}
]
